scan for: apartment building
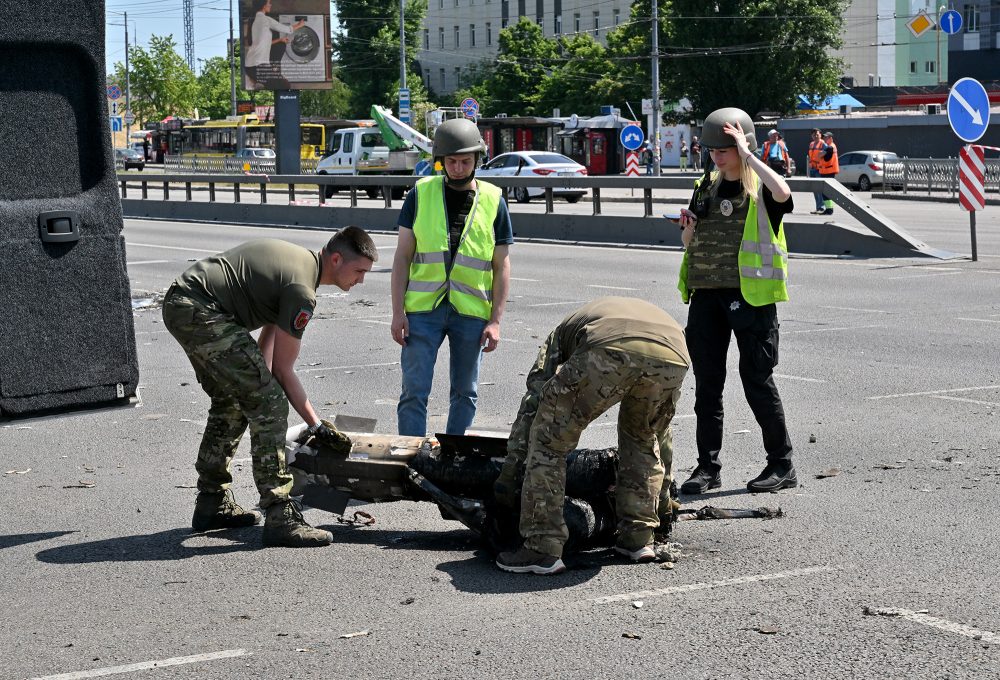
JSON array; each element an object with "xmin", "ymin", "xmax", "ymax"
[{"xmin": 418, "ymin": 0, "xmax": 631, "ymax": 95}]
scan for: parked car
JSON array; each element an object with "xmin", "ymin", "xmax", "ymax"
[
  {"xmin": 114, "ymin": 147, "xmax": 144, "ymax": 171},
  {"xmin": 477, "ymin": 151, "xmax": 588, "ymax": 203},
  {"xmin": 836, "ymin": 150, "xmax": 900, "ymax": 191},
  {"xmin": 225, "ymin": 147, "xmax": 276, "ymax": 171}
]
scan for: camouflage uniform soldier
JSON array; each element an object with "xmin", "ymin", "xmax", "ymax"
[
  {"xmin": 162, "ymin": 228, "xmax": 378, "ymax": 548},
  {"xmin": 494, "ymin": 297, "xmax": 689, "ymax": 575}
]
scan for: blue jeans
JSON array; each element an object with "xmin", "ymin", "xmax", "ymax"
[
  {"xmin": 809, "ymin": 167, "xmax": 824, "ymax": 211},
  {"xmin": 397, "ymin": 302, "xmax": 487, "ymax": 436}
]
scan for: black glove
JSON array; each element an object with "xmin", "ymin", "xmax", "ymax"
[{"xmin": 308, "ymin": 419, "xmax": 353, "ymax": 455}]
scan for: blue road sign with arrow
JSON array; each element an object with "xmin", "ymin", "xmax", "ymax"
[
  {"xmin": 940, "ymin": 9, "xmax": 962, "ymax": 35},
  {"xmin": 619, "ymin": 124, "xmax": 644, "ymax": 151},
  {"xmin": 948, "ymin": 77, "xmax": 990, "ymax": 143}
]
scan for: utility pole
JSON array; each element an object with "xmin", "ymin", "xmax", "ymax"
[
  {"xmin": 124, "ymin": 10, "xmax": 131, "ymax": 143},
  {"xmin": 229, "ymin": 0, "xmax": 237, "ymax": 116},
  {"xmin": 936, "ymin": 4, "xmax": 945, "ymax": 85},
  {"xmin": 650, "ymin": 0, "xmax": 661, "ymax": 176},
  {"xmin": 399, "ymin": 0, "xmax": 407, "ymax": 89}
]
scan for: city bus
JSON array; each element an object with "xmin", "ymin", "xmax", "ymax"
[{"xmin": 171, "ymin": 115, "xmax": 326, "ymax": 160}]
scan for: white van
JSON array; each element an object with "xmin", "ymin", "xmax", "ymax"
[{"xmin": 316, "ymin": 127, "xmax": 389, "ymax": 198}]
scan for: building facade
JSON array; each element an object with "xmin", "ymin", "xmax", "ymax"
[{"xmin": 418, "ymin": 0, "xmax": 631, "ymax": 97}]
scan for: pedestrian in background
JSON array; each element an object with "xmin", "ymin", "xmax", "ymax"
[
  {"xmin": 760, "ymin": 129, "xmax": 791, "ymax": 177},
  {"xmin": 391, "ymin": 118, "xmax": 512, "ymax": 437},
  {"xmin": 162, "ymin": 228, "xmax": 378, "ymax": 548},
  {"xmin": 679, "ymin": 138, "xmax": 689, "ymax": 171},
  {"xmin": 817, "ymin": 131, "xmax": 839, "ymax": 215},
  {"xmin": 807, "ymin": 128, "xmax": 826, "ymax": 214},
  {"xmin": 493, "ymin": 297, "xmax": 689, "ymax": 575},
  {"xmin": 690, "ymin": 136, "xmax": 703, "ymax": 172},
  {"xmin": 675, "ymin": 107, "xmax": 797, "ymax": 495}
]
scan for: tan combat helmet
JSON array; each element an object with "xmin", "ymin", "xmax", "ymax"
[{"xmin": 700, "ymin": 107, "xmax": 758, "ymax": 152}]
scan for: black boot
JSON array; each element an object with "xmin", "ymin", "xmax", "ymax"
[
  {"xmin": 680, "ymin": 467, "xmax": 722, "ymax": 495},
  {"xmin": 261, "ymin": 500, "xmax": 333, "ymax": 548},
  {"xmin": 191, "ymin": 490, "xmax": 261, "ymax": 532},
  {"xmin": 747, "ymin": 462, "xmax": 798, "ymax": 492}
]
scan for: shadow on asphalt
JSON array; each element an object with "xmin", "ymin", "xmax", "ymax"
[
  {"xmin": 436, "ymin": 549, "xmax": 602, "ymax": 594},
  {"xmin": 320, "ymin": 524, "xmax": 484, "ymax": 552},
  {"xmin": 34, "ymin": 527, "xmax": 257, "ymax": 563},
  {"xmin": 0, "ymin": 531, "xmax": 77, "ymax": 550}
]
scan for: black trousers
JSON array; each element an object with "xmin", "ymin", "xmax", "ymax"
[{"xmin": 686, "ymin": 288, "xmax": 793, "ymax": 471}]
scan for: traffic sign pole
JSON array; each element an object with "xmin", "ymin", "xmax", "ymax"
[{"xmin": 959, "ymin": 144, "xmax": 986, "ymax": 261}]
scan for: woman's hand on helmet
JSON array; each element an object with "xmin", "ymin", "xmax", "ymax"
[{"xmin": 723, "ymin": 121, "xmax": 751, "ymax": 160}]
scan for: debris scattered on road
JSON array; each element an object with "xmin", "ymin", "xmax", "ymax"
[
  {"xmin": 351, "ymin": 299, "xmax": 377, "ymax": 307},
  {"xmin": 815, "ymin": 468, "xmax": 841, "ymax": 479},
  {"xmin": 295, "ymin": 648, "xmax": 312, "ymax": 652},
  {"xmin": 336, "ymin": 510, "xmax": 376, "ymax": 526},
  {"xmin": 340, "ymin": 630, "xmax": 371, "ymax": 639},
  {"xmin": 631, "ymin": 601, "xmax": 644, "ymax": 609},
  {"xmin": 874, "ymin": 463, "xmax": 905, "ymax": 470},
  {"xmin": 175, "ymin": 484, "xmax": 197, "ymax": 488},
  {"xmin": 755, "ymin": 626, "xmax": 780, "ymax": 635},
  {"xmin": 63, "ymin": 480, "xmax": 95, "ymax": 489},
  {"xmin": 653, "ymin": 542, "xmax": 683, "ymax": 563},
  {"xmin": 660, "ymin": 562, "xmax": 675, "ymax": 570},
  {"xmin": 732, "ymin": 429, "xmax": 751, "ymax": 434},
  {"xmin": 621, "ymin": 632, "xmax": 642, "ymax": 640},
  {"xmin": 677, "ymin": 506, "xmax": 783, "ymax": 521},
  {"xmin": 4, "ymin": 468, "xmax": 31, "ymax": 475},
  {"xmin": 809, "ymin": 434, "xmax": 817, "ymax": 443},
  {"xmin": 401, "ymin": 597, "xmax": 416, "ymax": 605}
]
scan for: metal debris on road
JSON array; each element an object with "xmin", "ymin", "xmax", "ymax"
[
  {"xmin": 755, "ymin": 626, "xmax": 780, "ymax": 635},
  {"xmin": 340, "ymin": 630, "xmax": 371, "ymax": 639},
  {"xmin": 631, "ymin": 601, "xmax": 644, "ymax": 609},
  {"xmin": 677, "ymin": 506, "xmax": 783, "ymax": 521},
  {"xmin": 5, "ymin": 468, "xmax": 31, "ymax": 475},
  {"xmin": 64, "ymin": 480, "xmax": 96, "ymax": 488},
  {"xmin": 874, "ymin": 464, "xmax": 905, "ymax": 470},
  {"xmin": 815, "ymin": 468, "xmax": 841, "ymax": 479},
  {"xmin": 621, "ymin": 632, "xmax": 642, "ymax": 640},
  {"xmin": 336, "ymin": 510, "xmax": 376, "ymax": 526},
  {"xmin": 653, "ymin": 542, "xmax": 683, "ymax": 563}
]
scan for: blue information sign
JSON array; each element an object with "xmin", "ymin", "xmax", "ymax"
[
  {"xmin": 109, "ymin": 116, "xmax": 123, "ymax": 132},
  {"xmin": 461, "ymin": 97, "xmax": 479, "ymax": 118},
  {"xmin": 619, "ymin": 124, "xmax": 644, "ymax": 151},
  {"xmin": 398, "ymin": 87, "xmax": 411, "ymax": 124},
  {"xmin": 940, "ymin": 9, "xmax": 962, "ymax": 35},
  {"xmin": 947, "ymin": 77, "xmax": 990, "ymax": 143}
]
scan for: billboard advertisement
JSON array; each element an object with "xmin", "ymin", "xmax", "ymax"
[{"xmin": 239, "ymin": 0, "xmax": 331, "ymax": 91}]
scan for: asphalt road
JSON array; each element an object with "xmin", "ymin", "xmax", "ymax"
[{"xmin": 3, "ymin": 215, "xmax": 999, "ymax": 679}]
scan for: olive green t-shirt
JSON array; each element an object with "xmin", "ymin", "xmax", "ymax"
[
  {"xmin": 173, "ymin": 239, "xmax": 321, "ymax": 339},
  {"xmin": 555, "ymin": 297, "xmax": 690, "ymax": 366}
]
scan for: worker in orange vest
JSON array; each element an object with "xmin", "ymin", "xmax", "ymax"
[
  {"xmin": 806, "ymin": 128, "xmax": 826, "ymax": 213},
  {"xmin": 815, "ymin": 131, "xmax": 839, "ymax": 216},
  {"xmin": 760, "ymin": 129, "xmax": 791, "ymax": 177}
]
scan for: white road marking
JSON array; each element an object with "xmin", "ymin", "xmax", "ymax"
[
  {"xmin": 786, "ymin": 324, "xmax": 884, "ymax": 334},
  {"xmin": 31, "ymin": 649, "xmax": 250, "ymax": 679},
  {"xmin": 868, "ymin": 608, "xmax": 999, "ymax": 644},
  {"xmin": 817, "ymin": 305, "xmax": 891, "ymax": 314},
  {"xmin": 586, "ymin": 285, "xmax": 639, "ymax": 291},
  {"xmin": 928, "ymin": 394, "xmax": 999, "ymax": 407},
  {"xmin": 511, "ymin": 277, "xmax": 540, "ymax": 282},
  {"xmin": 317, "ymin": 313, "xmax": 392, "ymax": 322},
  {"xmin": 526, "ymin": 300, "xmax": 585, "ymax": 308},
  {"xmin": 126, "ymin": 259, "xmax": 169, "ymax": 265},
  {"xmin": 126, "ymin": 242, "xmax": 219, "ymax": 254},
  {"xmin": 232, "ymin": 457, "xmax": 251, "ymax": 464},
  {"xmin": 300, "ymin": 361, "xmax": 400, "ymax": 374},
  {"xmin": 868, "ymin": 384, "xmax": 1000, "ymax": 400},
  {"xmin": 774, "ymin": 373, "xmax": 826, "ymax": 383},
  {"xmin": 955, "ymin": 317, "xmax": 1000, "ymax": 324},
  {"xmin": 590, "ymin": 565, "xmax": 836, "ymax": 605},
  {"xmin": 884, "ymin": 271, "xmax": 963, "ymax": 280},
  {"xmin": 360, "ymin": 319, "xmax": 392, "ymax": 326}
]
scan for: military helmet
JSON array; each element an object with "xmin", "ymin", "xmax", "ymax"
[
  {"xmin": 432, "ymin": 118, "xmax": 487, "ymax": 158},
  {"xmin": 700, "ymin": 107, "xmax": 758, "ymax": 152}
]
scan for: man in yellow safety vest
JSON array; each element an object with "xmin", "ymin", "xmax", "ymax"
[{"xmin": 390, "ymin": 118, "xmax": 513, "ymax": 436}]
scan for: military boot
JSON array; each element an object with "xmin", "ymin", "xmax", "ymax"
[
  {"xmin": 261, "ymin": 500, "xmax": 333, "ymax": 548},
  {"xmin": 191, "ymin": 489, "xmax": 261, "ymax": 532}
]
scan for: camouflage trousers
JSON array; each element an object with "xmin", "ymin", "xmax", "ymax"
[
  {"xmin": 162, "ymin": 289, "xmax": 292, "ymax": 508},
  {"xmin": 500, "ymin": 334, "xmax": 687, "ymax": 557}
]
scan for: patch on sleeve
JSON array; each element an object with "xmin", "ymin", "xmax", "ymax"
[{"xmin": 292, "ymin": 307, "xmax": 314, "ymax": 332}]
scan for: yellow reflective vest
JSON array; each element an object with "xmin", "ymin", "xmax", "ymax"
[
  {"xmin": 678, "ymin": 175, "xmax": 790, "ymax": 306},
  {"xmin": 404, "ymin": 176, "xmax": 501, "ymax": 320}
]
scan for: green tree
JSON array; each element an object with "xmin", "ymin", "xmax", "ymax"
[
  {"xmin": 536, "ymin": 34, "xmax": 618, "ymax": 117},
  {"xmin": 299, "ymin": 75, "xmax": 353, "ymax": 118},
  {"xmin": 111, "ymin": 35, "xmax": 199, "ymax": 124},
  {"xmin": 474, "ymin": 18, "xmax": 558, "ymax": 116},
  {"xmin": 333, "ymin": 0, "xmax": 429, "ymax": 117},
  {"xmin": 661, "ymin": 0, "xmax": 848, "ymax": 117}
]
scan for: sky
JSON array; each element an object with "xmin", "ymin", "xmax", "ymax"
[{"xmin": 104, "ymin": 0, "xmax": 338, "ymax": 76}]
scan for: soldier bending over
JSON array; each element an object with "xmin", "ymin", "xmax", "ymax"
[
  {"xmin": 493, "ymin": 297, "xmax": 689, "ymax": 575},
  {"xmin": 162, "ymin": 228, "xmax": 377, "ymax": 547}
]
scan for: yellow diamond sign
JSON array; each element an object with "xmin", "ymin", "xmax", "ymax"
[{"xmin": 907, "ymin": 10, "xmax": 934, "ymax": 38}]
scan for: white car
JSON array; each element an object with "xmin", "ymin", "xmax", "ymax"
[
  {"xmin": 836, "ymin": 150, "xmax": 900, "ymax": 191},
  {"xmin": 477, "ymin": 151, "xmax": 588, "ymax": 203}
]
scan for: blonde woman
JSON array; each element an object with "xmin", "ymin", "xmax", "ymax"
[{"xmin": 676, "ymin": 107, "xmax": 796, "ymax": 495}]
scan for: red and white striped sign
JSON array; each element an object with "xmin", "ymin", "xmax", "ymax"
[
  {"xmin": 625, "ymin": 152, "xmax": 640, "ymax": 177},
  {"xmin": 959, "ymin": 145, "xmax": 985, "ymax": 212}
]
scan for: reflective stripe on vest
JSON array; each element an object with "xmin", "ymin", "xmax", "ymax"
[
  {"xmin": 404, "ymin": 176, "xmax": 501, "ymax": 320},
  {"xmin": 678, "ymin": 174, "xmax": 790, "ymax": 306}
]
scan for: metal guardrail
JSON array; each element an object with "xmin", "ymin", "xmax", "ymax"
[
  {"xmin": 161, "ymin": 156, "xmax": 319, "ymax": 174},
  {"xmin": 880, "ymin": 158, "xmax": 1000, "ymax": 197}
]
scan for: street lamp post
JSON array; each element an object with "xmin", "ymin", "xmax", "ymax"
[
  {"xmin": 230, "ymin": 0, "xmax": 237, "ymax": 116},
  {"xmin": 124, "ymin": 10, "xmax": 131, "ymax": 143},
  {"xmin": 650, "ymin": 0, "xmax": 661, "ymax": 175}
]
